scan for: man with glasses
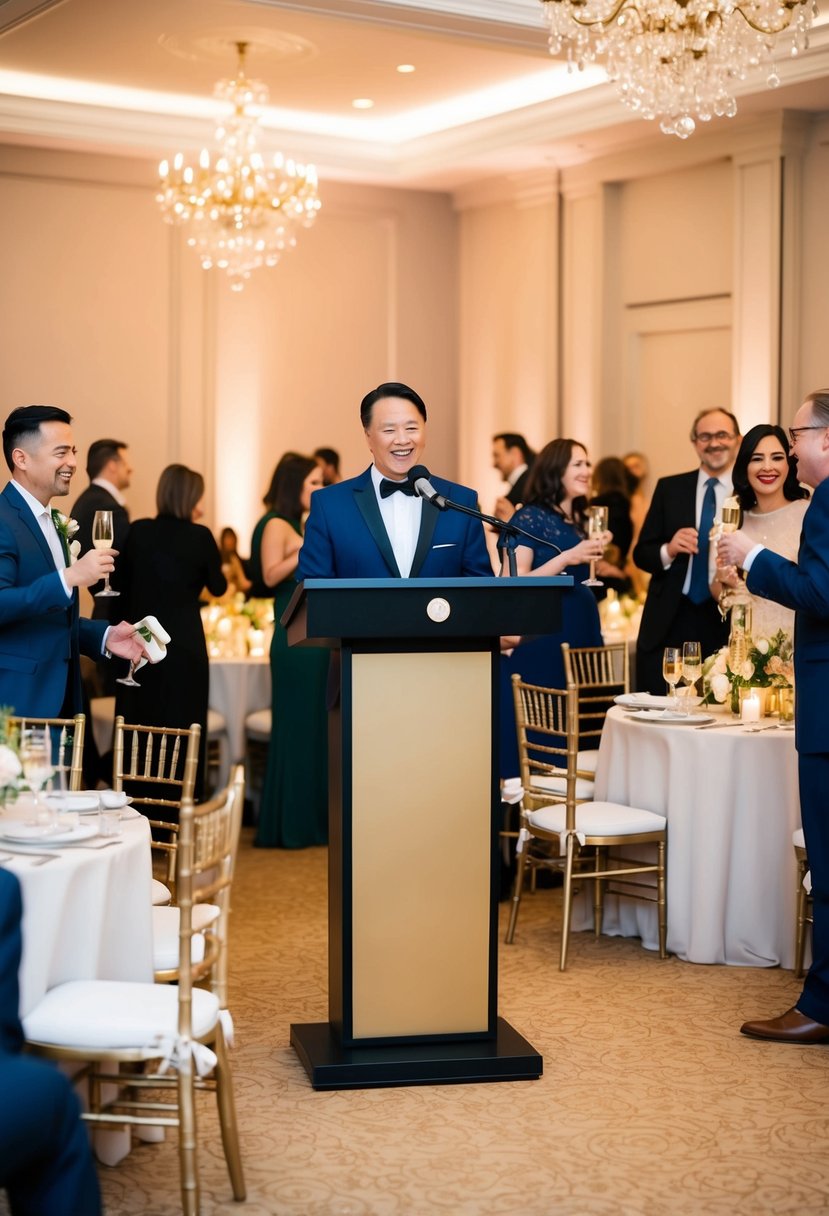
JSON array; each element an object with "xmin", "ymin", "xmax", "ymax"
[
  {"xmin": 633, "ymin": 409, "xmax": 741, "ymax": 695},
  {"xmin": 719, "ymin": 389, "xmax": 829, "ymax": 1043}
]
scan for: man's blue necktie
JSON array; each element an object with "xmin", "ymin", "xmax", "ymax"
[{"xmin": 688, "ymin": 476, "xmax": 718, "ymax": 604}]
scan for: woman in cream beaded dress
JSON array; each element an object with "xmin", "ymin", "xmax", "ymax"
[{"xmin": 713, "ymin": 423, "xmax": 809, "ymax": 639}]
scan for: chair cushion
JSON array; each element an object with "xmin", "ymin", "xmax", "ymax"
[
  {"xmin": 151, "ymin": 905, "xmax": 219, "ymax": 971},
  {"xmin": 530, "ymin": 774, "xmax": 596, "ymax": 801},
  {"xmin": 245, "ymin": 709, "xmax": 271, "ymax": 740},
  {"xmin": 576, "ymin": 750, "xmax": 599, "ymax": 775},
  {"xmin": 207, "ymin": 709, "xmax": 227, "ymax": 737},
  {"xmin": 793, "ymin": 827, "xmax": 806, "ymax": 849},
  {"xmin": 24, "ymin": 981, "xmax": 220, "ymax": 1049},
  {"xmin": 527, "ymin": 800, "xmax": 666, "ymax": 836},
  {"xmin": 151, "ymin": 879, "xmax": 172, "ymax": 906}
]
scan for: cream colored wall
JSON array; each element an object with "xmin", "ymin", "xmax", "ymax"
[
  {"xmin": 455, "ymin": 174, "xmax": 558, "ymax": 515},
  {"xmin": 0, "ymin": 148, "xmax": 458, "ymax": 554},
  {"xmin": 798, "ymin": 115, "xmax": 829, "ymax": 415}
]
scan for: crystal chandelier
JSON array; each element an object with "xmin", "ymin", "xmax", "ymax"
[
  {"xmin": 540, "ymin": 0, "xmax": 816, "ymax": 138},
  {"xmin": 157, "ymin": 42, "xmax": 321, "ymax": 290}
]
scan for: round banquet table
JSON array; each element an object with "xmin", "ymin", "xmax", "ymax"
[
  {"xmin": 208, "ymin": 655, "xmax": 271, "ymax": 786},
  {"xmin": 576, "ymin": 705, "xmax": 801, "ymax": 968},
  {"xmin": 0, "ymin": 811, "xmax": 154, "ymax": 1018}
]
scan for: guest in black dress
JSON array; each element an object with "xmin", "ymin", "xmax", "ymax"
[
  {"xmin": 590, "ymin": 455, "xmax": 633, "ymax": 599},
  {"xmin": 115, "ymin": 464, "xmax": 226, "ymax": 800}
]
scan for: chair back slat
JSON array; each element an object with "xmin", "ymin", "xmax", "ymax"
[
  {"xmin": 512, "ymin": 676, "xmax": 580, "ymax": 827},
  {"xmin": 10, "ymin": 714, "xmax": 86, "ymax": 792},
  {"xmin": 562, "ymin": 642, "xmax": 629, "ymax": 747}
]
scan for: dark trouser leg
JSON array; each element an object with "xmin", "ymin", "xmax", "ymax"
[{"xmin": 796, "ymin": 752, "xmax": 829, "ymax": 1025}]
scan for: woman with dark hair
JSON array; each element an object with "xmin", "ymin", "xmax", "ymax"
[
  {"xmin": 248, "ymin": 453, "xmax": 304, "ymax": 598},
  {"xmin": 256, "ymin": 453, "xmax": 328, "ymax": 848},
  {"xmin": 713, "ymin": 423, "xmax": 809, "ymax": 638},
  {"xmin": 116, "ymin": 464, "xmax": 226, "ymax": 799},
  {"xmin": 497, "ymin": 439, "xmax": 608, "ymax": 780},
  {"xmin": 218, "ymin": 527, "xmax": 252, "ymax": 598}
]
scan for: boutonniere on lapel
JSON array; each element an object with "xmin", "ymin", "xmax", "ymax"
[{"xmin": 51, "ymin": 510, "xmax": 81, "ymax": 563}]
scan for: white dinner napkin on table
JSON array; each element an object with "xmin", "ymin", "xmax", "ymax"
[{"xmin": 132, "ymin": 615, "xmax": 171, "ymax": 671}]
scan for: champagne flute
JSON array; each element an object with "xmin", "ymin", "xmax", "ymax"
[
  {"xmin": 92, "ymin": 510, "xmax": 120, "ymax": 598},
  {"xmin": 680, "ymin": 640, "xmax": 702, "ymax": 715},
  {"xmin": 662, "ymin": 647, "xmax": 681, "ymax": 713},
  {"xmin": 20, "ymin": 728, "xmax": 56, "ymax": 831},
  {"xmin": 116, "ymin": 658, "xmax": 141, "ymax": 688},
  {"xmin": 582, "ymin": 505, "xmax": 609, "ymax": 587}
]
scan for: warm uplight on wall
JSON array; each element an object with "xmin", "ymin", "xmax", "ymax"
[
  {"xmin": 396, "ymin": 64, "xmax": 416, "ymax": 73},
  {"xmin": 352, "ymin": 98, "xmax": 374, "ymax": 109}
]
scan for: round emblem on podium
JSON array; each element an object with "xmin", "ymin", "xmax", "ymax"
[{"xmin": 426, "ymin": 597, "xmax": 451, "ymax": 623}]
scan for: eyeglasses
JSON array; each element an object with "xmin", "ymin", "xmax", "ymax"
[
  {"xmin": 693, "ymin": 431, "xmax": 736, "ymax": 445},
  {"xmin": 788, "ymin": 426, "xmax": 827, "ymax": 444}
]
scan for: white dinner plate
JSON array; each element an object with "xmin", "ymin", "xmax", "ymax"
[
  {"xmin": 615, "ymin": 693, "xmax": 669, "ymax": 710},
  {"xmin": 0, "ymin": 820, "xmax": 100, "ymax": 845},
  {"xmin": 627, "ymin": 709, "xmax": 715, "ymax": 725},
  {"xmin": 45, "ymin": 793, "xmax": 100, "ymax": 814}
]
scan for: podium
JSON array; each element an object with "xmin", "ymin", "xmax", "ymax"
[{"xmin": 282, "ymin": 576, "xmax": 570, "ymax": 1089}]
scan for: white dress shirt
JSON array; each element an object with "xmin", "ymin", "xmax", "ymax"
[{"xmin": 370, "ymin": 465, "xmax": 422, "ymax": 578}]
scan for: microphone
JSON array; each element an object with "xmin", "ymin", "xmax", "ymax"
[{"xmin": 406, "ymin": 465, "xmax": 447, "ymax": 509}]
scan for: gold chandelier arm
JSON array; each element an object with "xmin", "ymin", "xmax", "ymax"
[{"xmin": 733, "ymin": 0, "xmax": 805, "ymax": 37}]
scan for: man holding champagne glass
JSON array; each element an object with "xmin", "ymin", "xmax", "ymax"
[{"xmin": 0, "ymin": 405, "xmax": 147, "ymax": 718}]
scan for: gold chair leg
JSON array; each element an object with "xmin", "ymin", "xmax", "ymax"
[
  {"xmin": 505, "ymin": 844, "xmax": 529, "ymax": 944},
  {"xmin": 795, "ymin": 879, "xmax": 808, "ymax": 979},
  {"xmin": 593, "ymin": 847, "xmax": 604, "ymax": 938},
  {"xmin": 657, "ymin": 840, "xmax": 667, "ymax": 959},
  {"xmin": 560, "ymin": 832, "xmax": 576, "ymax": 972},
  {"xmin": 213, "ymin": 1024, "xmax": 246, "ymax": 1201},
  {"xmin": 177, "ymin": 1063, "xmax": 199, "ymax": 1216}
]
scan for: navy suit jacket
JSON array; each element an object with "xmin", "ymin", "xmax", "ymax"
[
  {"xmin": 297, "ymin": 467, "xmax": 493, "ymax": 580},
  {"xmin": 747, "ymin": 477, "xmax": 829, "ymax": 755},
  {"xmin": 0, "ymin": 482, "xmax": 107, "ymax": 716},
  {"xmin": 0, "ymin": 871, "xmax": 23, "ymax": 1056}
]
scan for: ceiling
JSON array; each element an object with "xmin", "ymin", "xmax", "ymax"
[{"xmin": 1, "ymin": 0, "xmax": 829, "ymax": 190}]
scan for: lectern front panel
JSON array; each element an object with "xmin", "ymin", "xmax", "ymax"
[{"xmin": 350, "ymin": 650, "xmax": 491, "ymax": 1039}]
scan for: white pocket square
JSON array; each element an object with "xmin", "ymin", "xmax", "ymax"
[{"xmin": 431, "ymin": 543, "xmax": 456, "ymax": 550}]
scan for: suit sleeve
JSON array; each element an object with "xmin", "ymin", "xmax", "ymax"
[
  {"xmin": 200, "ymin": 528, "xmax": 228, "ymax": 599},
  {"xmin": 79, "ymin": 617, "xmax": 108, "ymax": 660},
  {"xmin": 633, "ymin": 479, "xmax": 674, "ymax": 575},
  {"xmin": 747, "ymin": 488, "xmax": 829, "ymax": 616},
  {"xmin": 0, "ymin": 519, "xmax": 70, "ymax": 626},
  {"xmin": 0, "ymin": 872, "xmax": 24, "ymax": 1055},
  {"xmin": 297, "ymin": 494, "xmax": 335, "ymax": 581},
  {"xmin": 458, "ymin": 497, "xmax": 495, "ymax": 577}
]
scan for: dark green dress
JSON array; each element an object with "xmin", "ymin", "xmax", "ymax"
[{"xmin": 255, "ymin": 517, "xmax": 329, "ymax": 848}]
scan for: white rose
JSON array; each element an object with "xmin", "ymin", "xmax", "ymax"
[
  {"xmin": 710, "ymin": 673, "xmax": 731, "ymax": 703},
  {"xmin": 69, "ymin": 539, "xmax": 81, "ymax": 563},
  {"xmin": 0, "ymin": 743, "xmax": 22, "ymax": 786},
  {"xmin": 713, "ymin": 652, "xmax": 728, "ymax": 674},
  {"xmin": 755, "ymin": 638, "xmax": 770, "ymax": 655},
  {"xmin": 740, "ymin": 660, "xmax": 755, "ymax": 681}
]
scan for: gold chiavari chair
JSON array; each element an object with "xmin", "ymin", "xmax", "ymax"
[
  {"xmin": 11, "ymin": 713, "xmax": 86, "ymax": 792},
  {"xmin": 22, "ymin": 783, "xmax": 246, "ymax": 1215},
  {"xmin": 561, "ymin": 641, "xmax": 630, "ymax": 780},
  {"xmin": 793, "ymin": 828, "xmax": 813, "ymax": 978},
  {"xmin": 505, "ymin": 676, "xmax": 668, "ymax": 970},
  {"xmin": 112, "ymin": 717, "xmax": 200, "ymax": 904},
  {"xmin": 153, "ymin": 765, "xmax": 246, "ymax": 1013}
]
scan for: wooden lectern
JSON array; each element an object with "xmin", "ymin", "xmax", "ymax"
[{"xmin": 282, "ymin": 576, "xmax": 570, "ymax": 1089}]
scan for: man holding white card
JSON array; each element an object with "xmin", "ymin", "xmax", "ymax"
[{"xmin": 0, "ymin": 406, "xmax": 147, "ymax": 718}]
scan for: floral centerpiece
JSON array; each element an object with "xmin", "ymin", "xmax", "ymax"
[
  {"xmin": 702, "ymin": 628, "xmax": 794, "ymax": 711},
  {"xmin": 0, "ymin": 706, "xmax": 22, "ymax": 805}
]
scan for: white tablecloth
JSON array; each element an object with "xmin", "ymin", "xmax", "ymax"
[
  {"xmin": 581, "ymin": 706, "xmax": 801, "ymax": 967},
  {"xmin": 2, "ymin": 814, "xmax": 154, "ymax": 1017},
  {"xmin": 208, "ymin": 656, "xmax": 271, "ymax": 782}
]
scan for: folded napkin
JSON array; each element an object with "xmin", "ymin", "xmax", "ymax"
[
  {"xmin": 133, "ymin": 615, "xmax": 171, "ymax": 671},
  {"xmin": 99, "ymin": 790, "xmax": 128, "ymax": 809}
]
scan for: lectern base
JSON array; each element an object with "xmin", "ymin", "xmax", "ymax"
[{"xmin": 290, "ymin": 1017, "xmax": 542, "ymax": 1090}]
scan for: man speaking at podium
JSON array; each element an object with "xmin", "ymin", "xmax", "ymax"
[{"xmin": 297, "ymin": 382, "xmax": 493, "ymax": 581}]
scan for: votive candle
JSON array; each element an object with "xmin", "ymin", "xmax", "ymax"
[{"xmin": 741, "ymin": 691, "xmax": 761, "ymax": 723}]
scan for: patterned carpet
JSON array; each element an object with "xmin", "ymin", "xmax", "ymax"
[{"xmin": 12, "ymin": 831, "xmax": 829, "ymax": 1215}]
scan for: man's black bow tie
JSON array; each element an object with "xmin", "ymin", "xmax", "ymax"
[{"xmin": 379, "ymin": 478, "xmax": 416, "ymax": 498}]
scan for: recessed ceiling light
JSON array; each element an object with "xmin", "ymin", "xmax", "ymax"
[
  {"xmin": 396, "ymin": 64, "xmax": 416, "ymax": 74},
  {"xmin": 352, "ymin": 98, "xmax": 374, "ymax": 109}
]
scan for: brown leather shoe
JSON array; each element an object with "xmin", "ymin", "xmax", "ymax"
[{"xmin": 740, "ymin": 1006, "xmax": 829, "ymax": 1043}]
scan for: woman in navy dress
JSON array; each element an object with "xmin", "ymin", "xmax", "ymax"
[{"xmin": 499, "ymin": 438, "xmax": 608, "ymax": 779}]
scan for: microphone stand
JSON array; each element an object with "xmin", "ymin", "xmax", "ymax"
[{"xmin": 422, "ymin": 494, "xmax": 562, "ymax": 577}]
